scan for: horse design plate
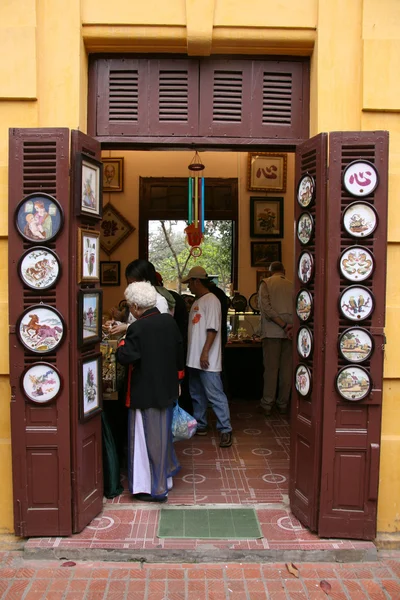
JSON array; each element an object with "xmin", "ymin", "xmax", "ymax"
[
  {"xmin": 19, "ymin": 247, "xmax": 61, "ymax": 290},
  {"xmin": 17, "ymin": 305, "xmax": 65, "ymax": 354}
]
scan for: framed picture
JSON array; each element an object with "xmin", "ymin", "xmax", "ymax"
[
  {"xmin": 247, "ymin": 152, "xmax": 287, "ymax": 192},
  {"xmin": 100, "ymin": 202, "xmax": 135, "ymax": 256},
  {"xmin": 78, "ymin": 289, "xmax": 103, "ymax": 347},
  {"xmin": 15, "ymin": 193, "xmax": 63, "ymax": 243},
  {"xmin": 102, "ymin": 157, "xmax": 124, "ymax": 192},
  {"xmin": 100, "ymin": 261, "xmax": 121, "ymax": 286},
  {"xmin": 76, "ymin": 153, "xmax": 103, "ymax": 219},
  {"xmin": 256, "ymin": 269, "xmax": 271, "ymax": 289},
  {"xmin": 251, "ymin": 241, "xmax": 281, "ymax": 268},
  {"xmin": 17, "ymin": 304, "xmax": 65, "ymax": 355},
  {"xmin": 79, "ymin": 353, "xmax": 102, "ymax": 422},
  {"xmin": 78, "ymin": 228, "xmax": 100, "ymax": 283},
  {"xmin": 250, "ymin": 197, "xmax": 284, "ymax": 238}
]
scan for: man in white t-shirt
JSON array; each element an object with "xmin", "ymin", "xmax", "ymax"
[{"xmin": 182, "ymin": 266, "xmax": 232, "ymax": 448}]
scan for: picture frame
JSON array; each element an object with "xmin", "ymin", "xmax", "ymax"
[
  {"xmin": 250, "ymin": 197, "xmax": 284, "ymax": 238},
  {"xmin": 100, "ymin": 202, "xmax": 135, "ymax": 256},
  {"xmin": 100, "ymin": 261, "xmax": 121, "ymax": 286},
  {"xmin": 79, "ymin": 353, "xmax": 103, "ymax": 422},
  {"xmin": 247, "ymin": 152, "xmax": 287, "ymax": 192},
  {"xmin": 256, "ymin": 269, "xmax": 271, "ymax": 289},
  {"xmin": 250, "ymin": 241, "xmax": 281, "ymax": 268},
  {"xmin": 78, "ymin": 228, "xmax": 100, "ymax": 283},
  {"xmin": 15, "ymin": 193, "xmax": 64, "ymax": 243},
  {"xmin": 76, "ymin": 153, "xmax": 103, "ymax": 219},
  {"xmin": 102, "ymin": 157, "xmax": 124, "ymax": 192},
  {"xmin": 78, "ymin": 289, "xmax": 103, "ymax": 347}
]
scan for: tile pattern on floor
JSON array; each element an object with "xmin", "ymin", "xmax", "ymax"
[{"xmin": 1, "ymin": 551, "xmax": 400, "ymax": 600}]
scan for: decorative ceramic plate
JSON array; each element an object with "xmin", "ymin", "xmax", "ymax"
[
  {"xmin": 339, "ymin": 246, "xmax": 375, "ymax": 282},
  {"xmin": 343, "ymin": 160, "xmax": 379, "ymax": 197},
  {"xmin": 297, "ymin": 173, "xmax": 316, "ymax": 208},
  {"xmin": 17, "ymin": 305, "xmax": 65, "ymax": 354},
  {"xmin": 297, "ymin": 327, "xmax": 313, "ymax": 359},
  {"xmin": 21, "ymin": 363, "xmax": 62, "ymax": 403},
  {"xmin": 298, "ymin": 251, "xmax": 314, "ymax": 285},
  {"xmin": 340, "ymin": 286, "xmax": 374, "ymax": 322},
  {"xmin": 248, "ymin": 292, "xmax": 260, "ymax": 313},
  {"xmin": 295, "ymin": 364, "xmax": 312, "ymax": 397},
  {"xmin": 336, "ymin": 365, "xmax": 372, "ymax": 401},
  {"xmin": 297, "ymin": 212, "xmax": 314, "ymax": 245},
  {"xmin": 232, "ymin": 293, "xmax": 248, "ymax": 313},
  {"xmin": 19, "ymin": 247, "xmax": 61, "ymax": 290},
  {"xmin": 15, "ymin": 193, "xmax": 63, "ymax": 243},
  {"xmin": 296, "ymin": 289, "xmax": 313, "ymax": 322},
  {"xmin": 338, "ymin": 327, "xmax": 374, "ymax": 363},
  {"xmin": 342, "ymin": 201, "xmax": 378, "ymax": 238}
]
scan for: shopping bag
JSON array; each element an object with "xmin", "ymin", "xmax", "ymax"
[{"xmin": 171, "ymin": 403, "xmax": 197, "ymax": 442}]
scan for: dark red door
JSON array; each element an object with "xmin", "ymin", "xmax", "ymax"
[
  {"xmin": 290, "ymin": 133, "xmax": 328, "ymax": 531},
  {"xmin": 318, "ymin": 131, "xmax": 388, "ymax": 539}
]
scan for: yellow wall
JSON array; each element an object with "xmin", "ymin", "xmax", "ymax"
[{"xmin": 0, "ymin": 0, "xmax": 399, "ymax": 535}]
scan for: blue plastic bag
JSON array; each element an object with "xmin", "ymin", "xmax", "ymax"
[{"xmin": 171, "ymin": 403, "xmax": 197, "ymax": 442}]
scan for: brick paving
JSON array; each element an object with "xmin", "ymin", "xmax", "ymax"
[{"xmin": 1, "ymin": 551, "xmax": 400, "ymax": 599}]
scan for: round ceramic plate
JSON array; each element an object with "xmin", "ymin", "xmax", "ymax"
[
  {"xmin": 297, "ymin": 326, "xmax": 313, "ymax": 359},
  {"xmin": 19, "ymin": 247, "xmax": 61, "ymax": 290},
  {"xmin": 340, "ymin": 286, "xmax": 374, "ymax": 322},
  {"xmin": 338, "ymin": 327, "xmax": 374, "ymax": 363},
  {"xmin": 339, "ymin": 246, "xmax": 375, "ymax": 282},
  {"xmin": 343, "ymin": 160, "xmax": 379, "ymax": 197},
  {"xmin": 342, "ymin": 201, "xmax": 378, "ymax": 238},
  {"xmin": 21, "ymin": 362, "xmax": 62, "ymax": 403},
  {"xmin": 297, "ymin": 173, "xmax": 316, "ymax": 208},
  {"xmin": 248, "ymin": 292, "xmax": 260, "ymax": 313},
  {"xmin": 295, "ymin": 364, "xmax": 312, "ymax": 397},
  {"xmin": 232, "ymin": 293, "xmax": 248, "ymax": 312},
  {"xmin": 15, "ymin": 193, "xmax": 63, "ymax": 243},
  {"xmin": 296, "ymin": 289, "xmax": 313, "ymax": 322},
  {"xmin": 17, "ymin": 305, "xmax": 65, "ymax": 354},
  {"xmin": 298, "ymin": 251, "xmax": 314, "ymax": 285},
  {"xmin": 336, "ymin": 365, "xmax": 372, "ymax": 401},
  {"xmin": 297, "ymin": 212, "xmax": 314, "ymax": 245}
]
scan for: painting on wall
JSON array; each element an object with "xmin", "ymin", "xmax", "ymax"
[
  {"xmin": 76, "ymin": 153, "xmax": 103, "ymax": 219},
  {"xmin": 247, "ymin": 152, "xmax": 287, "ymax": 192},
  {"xmin": 250, "ymin": 197, "xmax": 284, "ymax": 238},
  {"xmin": 250, "ymin": 241, "xmax": 281, "ymax": 268},
  {"xmin": 79, "ymin": 353, "xmax": 102, "ymax": 422},
  {"xmin": 78, "ymin": 289, "xmax": 103, "ymax": 347},
  {"xmin": 78, "ymin": 228, "xmax": 100, "ymax": 283},
  {"xmin": 102, "ymin": 157, "xmax": 124, "ymax": 192},
  {"xmin": 100, "ymin": 261, "xmax": 121, "ymax": 286},
  {"xmin": 100, "ymin": 203, "xmax": 135, "ymax": 255}
]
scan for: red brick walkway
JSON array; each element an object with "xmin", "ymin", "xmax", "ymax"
[{"xmin": 1, "ymin": 551, "xmax": 400, "ymax": 599}]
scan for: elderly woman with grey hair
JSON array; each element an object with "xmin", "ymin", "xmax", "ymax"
[{"xmin": 116, "ymin": 281, "xmax": 185, "ymax": 502}]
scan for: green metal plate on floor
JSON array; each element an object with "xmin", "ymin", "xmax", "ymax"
[{"xmin": 157, "ymin": 508, "xmax": 263, "ymax": 539}]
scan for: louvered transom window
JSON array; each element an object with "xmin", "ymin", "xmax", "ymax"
[
  {"xmin": 263, "ymin": 72, "xmax": 292, "ymax": 125},
  {"xmin": 109, "ymin": 69, "xmax": 139, "ymax": 123},
  {"xmin": 158, "ymin": 70, "xmax": 189, "ymax": 122},
  {"xmin": 23, "ymin": 141, "xmax": 57, "ymax": 195},
  {"xmin": 212, "ymin": 70, "xmax": 243, "ymax": 123}
]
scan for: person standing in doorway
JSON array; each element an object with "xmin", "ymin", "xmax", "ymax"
[
  {"xmin": 258, "ymin": 261, "xmax": 293, "ymax": 417},
  {"xmin": 182, "ymin": 266, "xmax": 233, "ymax": 448}
]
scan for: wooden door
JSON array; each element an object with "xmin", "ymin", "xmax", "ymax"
[
  {"xmin": 318, "ymin": 131, "xmax": 388, "ymax": 539},
  {"xmin": 290, "ymin": 133, "xmax": 328, "ymax": 531}
]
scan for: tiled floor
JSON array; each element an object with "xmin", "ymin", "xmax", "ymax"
[
  {"xmin": 2, "ymin": 550, "xmax": 400, "ymax": 599},
  {"xmin": 24, "ymin": 401, "xmax": 375, "ymax": 555}
]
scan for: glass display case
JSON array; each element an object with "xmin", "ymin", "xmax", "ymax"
[{"xmin": 227, "ymin": 312, "xmax": 261, "ymax": 343}]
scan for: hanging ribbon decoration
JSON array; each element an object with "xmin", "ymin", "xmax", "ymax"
[{"xmin": 185, "ymin": 151, "xmax": 205, "ymax": 257}]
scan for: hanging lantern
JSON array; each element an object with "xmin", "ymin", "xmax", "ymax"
[{"xmin": 186, "ymin": 151, "xmax": 205, "ymax": 256}]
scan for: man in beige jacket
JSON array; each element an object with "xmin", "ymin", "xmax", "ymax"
[{"xmin": 258, "ymin": 261, "xmax": 293, "ymax": 417}]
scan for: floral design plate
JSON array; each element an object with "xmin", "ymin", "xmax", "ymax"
[
  {"xmin": 295, "ymin": 364, "xmax": 312, "ymax": 397},
  {"xmin": 297, "ymin": 212, "xmax": 314, "ymax": 245},
  {"xmin": 342, "ymin": 201, "xmax": 378, "ymax": 238},
  {"xmin": 22, "ymin": 363, "xmax": 62, "ymax": 403},
  {"xmin": 298, "ymin": 251, "xmax": 314, "ymax": 285},
  {"xmin": 19, "ymin": 247, "xmax": 61, "ymax": 290},
  {"xmin": 343, "ymin": 160, "xmax": 379, "ymax": 197},
  {"xmin": 338, "ymin": 327, "xmax": 374, "ymax": 363},
  {"xmin": 336, "ymin": 365, "xmax": 372, "ymax": 401},
  {"xmin": 339, "ymin": 246, "xmax": 375, "ymax": 282},
  {"xmin": 17, "ymin": 305, "xmax": 65, "ymax": 354},
  {"xmin": 296, "ymin": 289, "xmax": 313, "ymax": 322},
  {"xmin": 297, "ymin": 174, "xmax": 315, "ymax": 208},
  {"xmin": 340, "ymin": 286, "xmax": 374, "ymax": 322},
  {"xmin": 297, "ymin": 327, "xmax": 313, "ymax": 359}
]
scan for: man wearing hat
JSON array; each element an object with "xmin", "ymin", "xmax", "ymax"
[{"xmin": 182, "ymin": 266, "xmax": 233, "ymax": 448}]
